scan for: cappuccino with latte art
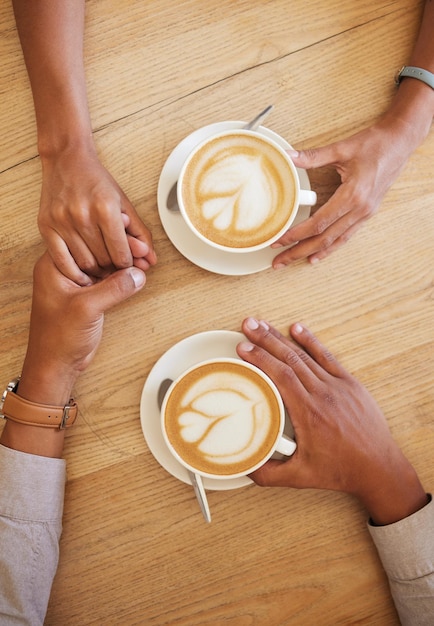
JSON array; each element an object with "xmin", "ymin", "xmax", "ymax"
[
  {"xmin": 178, "ymin": 131, "xmax": 300, "ymax": 251},
  {"xmin": 161, "ymin": 358, "xmax": 295, "ymax": 479}
]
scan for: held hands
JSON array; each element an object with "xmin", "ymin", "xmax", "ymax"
[
  {"xmin": 1, "ymin": 252, "xmax": 146, "ymax": 457},
  {"xmin": 38, "ymin": 145, "xmax": 157, "ymax": 285},
  {"xmin": 237, "ymin": 318, "xmax": 427, "ymax": 525},
  {"xmin": 272, "ymin": 114, "xmax": 417, "ymax": 266},
  {"xmin": 20, "ymin": 252, "xmax": 146, "ymax": 401}
]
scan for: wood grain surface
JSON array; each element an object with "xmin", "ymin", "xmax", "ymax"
[{"xmin": 0, "ymin": 1, "xmax": 432, "ymax": 624}]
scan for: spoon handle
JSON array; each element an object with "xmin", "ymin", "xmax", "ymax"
[{"xmin": 243, "ymin": 104, "xmax": 274, "ymax": 130}]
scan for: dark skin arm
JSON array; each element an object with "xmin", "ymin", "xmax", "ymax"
[
  {"xmin": 237, "ymin": 317, "xmax": 428, "ymax": 526},
  {"xmin": 12, "ymin": 0, "xmax": 157, "ymax": 285},
  {"xmin": 0, "ymin": 253, "xmax": 146, "ymax": 458}
]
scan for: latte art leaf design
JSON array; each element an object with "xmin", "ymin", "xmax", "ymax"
[
  {"xmin": 178, "ymin": 386, "xmax": 272, "ymax": 464},
  {"xmin": 199, "ymin": 153, "xmax": 277, "ymax": 232},
  {"xmin": 164, "ymin": 363, "xmax": 281, "ymax": 475},
  {"xmin": 181, "ymin": 134, "xmax": 297, "ymax": 249}
]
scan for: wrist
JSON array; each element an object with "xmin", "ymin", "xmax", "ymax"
[
  {"xmin": 383, "ymin": 79, "xmax": 434, "ymax": 150},
  {"xmin": 0, "ymin": 372, "xmax": 76, "ymax": 458},
  {"xmin": 19, "ymin": 335, "xmax": 82, "ymax": 407},
  {"xmin": 0, "ymin": 420, "xmax": 67, "ymax": 458},
  {"xmin": 357, "ymin": 452, "xmax": 428, "ymax": 526},
  {"xmin": 18, "ymin": 360, "xmax": 78, "ymax": 408},
  {"xmin": 38, "ymin": 128, "xmax": 97, "ymax": 164}
]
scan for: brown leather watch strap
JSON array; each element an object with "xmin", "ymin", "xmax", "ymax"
[{"xmin": 1, "ymin": 391, "xmax": 78, "ymax": 429}]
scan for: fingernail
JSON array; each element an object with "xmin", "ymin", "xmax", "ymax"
[
  {"xmin": 273, "ymin": 263, "xmax": 286, "ymax": 270},
  {"xmin": 293, "ymin": 323, "xmax": 303, "ymax": 335},
  {"xmin": 246, "ymin": 317, "xmax": 259, "ymax": 330},
  {"xmin": 271, "ymin": 242, "xmax": 283, "ymax": 248},
  {"xmin": 287, "ymin": 150, "xmax": 299, "ymax": 158},
  {"xmin": 310, "ymin": 257, "xmax": 320, "ymax": 265},
  {"xmin": 239, "ymin": 341, "xmax": 254, "ymax": 352},
  {"xmin": 129, "ymin": 268, "xmax": 146, "ymax": 288},
  {"xmin": 259, "ymin": 320, "xmax": 269, "ymax": 330}
]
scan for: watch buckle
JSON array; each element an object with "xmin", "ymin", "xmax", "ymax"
[
  {"xmin": 0, "ymin": 378, "xmax": 20, "ymax": 420},
  {"xmin": 395, "ymin": 65, "xmax": 405, "ymax": 86},
  {"xmin": 60, "ymin": 402, "xmax": 74, "ymax": 429}
]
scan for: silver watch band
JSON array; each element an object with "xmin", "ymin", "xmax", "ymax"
[{"xmin": 395, "ymin": 65, "xmax": 434, "ymax": 90}]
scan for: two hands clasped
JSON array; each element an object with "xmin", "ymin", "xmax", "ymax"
[
  {"xmin": 5, "ymin": 252, "xmax": 427, "ymax": 527},
  {"xmin": 38, "ymin": 143, "xmax": 157, "ymax": 286}
]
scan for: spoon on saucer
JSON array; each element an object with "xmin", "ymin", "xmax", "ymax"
[
  {"xmin": 157, "ymin": 378, "xmax": 211, "ymax": 523},
  {"xmin": 166, "ymin": 104, "xmax": 274, "ymax": 211}
]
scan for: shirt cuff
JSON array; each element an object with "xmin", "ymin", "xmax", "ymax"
[
  {"xmin": 0, "ymin": 443, "xmax": 66, "ymax": 522},
  {"xmin": 368, "ymin": 494, "xmax": 434, "ymax": 580}
]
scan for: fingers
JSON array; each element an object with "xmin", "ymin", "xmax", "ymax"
[
  {"xmin": 288, "ymin": 323, "xmax": 344, "ymax": 378},
  {"xmin": 271, "ymin": 179, "xmax": 373, "ymax": 266},
  {"xmin": 123, "ymin": 205, "xmax": 158, "ymax": 266},
  {"xmin": 39, "ymin": 168, "xmax": 157, "ymax": 281},
  {"xmin": 237, "ymin": 319, "xmax": 324, "ymax": 405},
  {"xmin": 238, "ymin": 318, "xmax": 344, "ymax": 384},
  {"xmin": 39, "ymin": 208, "xmax": 124, "ymax": 279},
  {"xmin": 302, "ymin": 221, "xmax": 364, "ymax": 263},
  {"xmin": 287, "ymin": 144, "xmax": 338, "ymax": 171},
  {"xmin": 279, "ymin": 132, "xmax": 396, "ymax": 265},
  {"xmin": 84, "ymin": 266, "xmax": 146, "ymax": 316},
  {"xmin": 99, "ymin": 193, "xmax": 157, "ymax": 270},
  {"xmin": 44, "ymin": 232, "xmax": 94, "ymax": 286},
  {"xmin": 249, "ymin": 458, "xmax": 298, "ymax": 488},
  {"xmin": 91, "ymin": 205, "xmax": 134, "ymax": 270},
  {"xmin": 272, "ymin": 207, "xmax": 361, "ymax": 266},
  {"xmin": 41, "ymin": 205, "xmax": 157, "ymax": 282}
]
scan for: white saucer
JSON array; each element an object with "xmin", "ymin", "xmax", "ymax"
[
  {"xmin": 157, "ymin": 121, "xmax": 313, "ymax": 275},
  {"xmin": 140, "ymin": 330, "xmax": 253, "ymax": 490}
]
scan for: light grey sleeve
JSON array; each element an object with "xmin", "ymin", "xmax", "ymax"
[
  {"xmin": 0, "ymin": 444, "xmax": 66, "ymax": 626},
  {"xmin": 368, "ymin": 495, "xmax": 434, "ymax": 626}
]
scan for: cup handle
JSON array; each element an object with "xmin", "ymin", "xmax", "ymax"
[
  {"xmin": 275, "ymin": 434, "xmax": 297, "ymax": 457},
  {"xmin": 299, "ymin": 189, "xmax": 317, "ymax": 207}
]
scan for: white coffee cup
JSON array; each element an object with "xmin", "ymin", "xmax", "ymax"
[
  {"xmin": 177, "ymin": 129, "xmax": 316, "ymax": 253},
  {"xmin": 161, "ymin": 357, "xmax": 296, "ymax": 480}
]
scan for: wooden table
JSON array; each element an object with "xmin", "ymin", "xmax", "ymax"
[{"xmin": 1, "ymin": 1, "xmax": 433, "ymax": 624}]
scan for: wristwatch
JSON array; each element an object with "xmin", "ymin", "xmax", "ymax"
[
  {"xmin": 0, "ymin": 377, "xmax": 78, "ymax": 429},
  {"xmin": 395, "ymin": 65, "xmax": 434, "ymax": 90}
]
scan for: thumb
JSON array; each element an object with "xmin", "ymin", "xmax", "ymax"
[
  {"xmin": 287, "ymin": 144, "xmax": 337, "ymax": 170},
  {"xmin": 249, "ymin": 458, "xmax": 295, "ymax": 487},
  {"xmin": 87, "ymin": 267, "xmax": 146, "ymax": 314}
]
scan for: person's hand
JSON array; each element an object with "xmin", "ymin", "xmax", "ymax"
[
  {"xmin": 38, "ymin": 146, "xmax": 157, "ymax": 285},
  {"xmin": 236, "ymin": 318, "xmax": 427, "ymax": 524},
  {"xmin": 20, "ymin": 252, "xmax": 146, "ymax": 402},
  {"xmin": 271, "ymin": 114, "xmax": 418, "ymax": 266},
  {"xmin": 1, "ymin": 252, "xmax": 146, "ymax": 456}
]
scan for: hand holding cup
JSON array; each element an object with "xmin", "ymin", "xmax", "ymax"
[
  {"xmin": 177, "ymin": 130, "xmax": 317, "ymax": 253},
  {"xmin": 237, "ymin": 318, "xmax": 427, "ymax": 525}
]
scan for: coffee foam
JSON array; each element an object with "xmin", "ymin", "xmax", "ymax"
[
  {"xmin": 164, "ymin": 361, "xmax": 281, "ymax": 476},
  {"xmin": 181, "ymin": 133, "xmax": 297, "ymax": 248}
]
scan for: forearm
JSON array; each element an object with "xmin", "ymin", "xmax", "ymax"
[
  {"xmin": 12, "ymin": 0, "xmax": 94, "ymax": 157},
  {"xmin": 383, "ymin": 0, "xmax": 434, "ymax": 147},
  {"xmin": 409, "ymin": 0, "xmax": 434, "ymax": 74}
]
